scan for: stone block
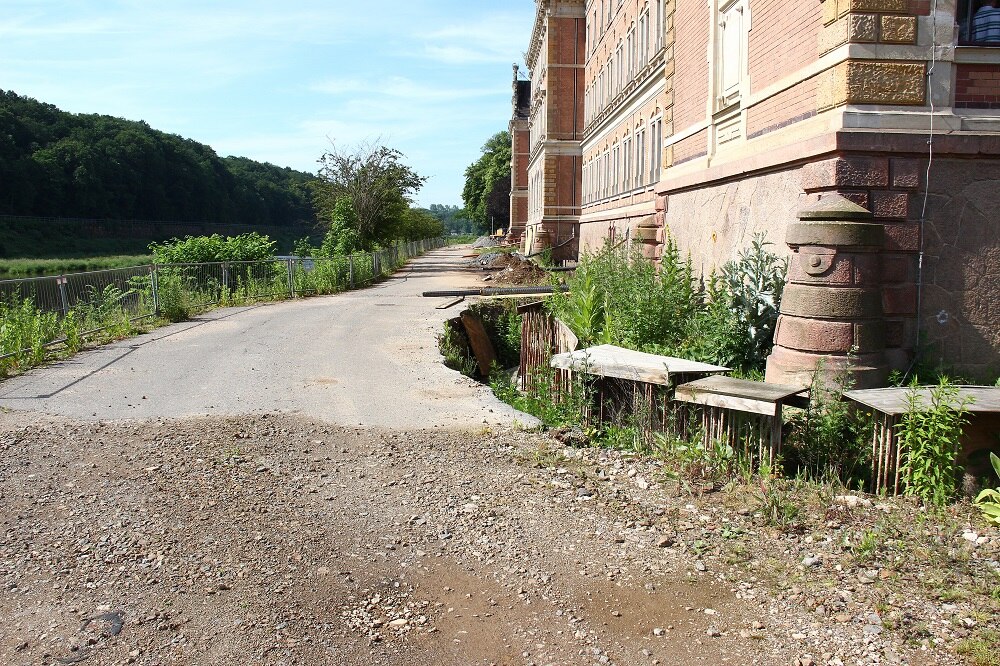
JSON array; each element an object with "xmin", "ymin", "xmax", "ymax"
[
  {"xmin": 880, "ymin": 254, "xmax": 913, "ymax": 283},
  {"xmin": 882, "ymin": 283, "xmax": 918, "ymax": 315},
  {"xmin": 871, "ymin": 190, "xmax": 909, "ymax": 219},
  {"xmin": 846, "ymin": 0, "xmax": 909, "ymax": 12},
  {"xmin": 820, "ymin": 17, "xmax": 850, "ymax": 54},
  {"xmin": 890, "ymin": 158, "xmax": 922, "ymax": 188},
  {"xmin": 781, "ymin": 285, "xmax": 883, "ymax": 319},
  {"xmin": 882, "ymin": 222, "xmax": 921, "ymax": 252},
  {"xmin": 775, "ymin": 317, "xmax": 856, "ymax": 353},
  {"xmin": 820, "ymin": 60, "xmax": 927, "ymax": 109},
  {"xmin": 885, "ymin": 319, "xmax": 906, "ymax": 347},
  {"xmin": 850, "ymin": 14, "xmax": 879, "ymax": 42},
  {"xmin": 839, "ymin": 190, "xmax": 870, "ymax": 208},
  {"xmin": 880, "ymin": 15, "xmax": 917, "ymax": 43},
  {"xmin": 801, "ymin": 156, "xmax": 890, "ymax": 190}
]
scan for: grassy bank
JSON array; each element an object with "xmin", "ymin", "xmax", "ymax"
[{"xmin": 0, "ymin": 256, "xmax": 153, "ymax": 279}]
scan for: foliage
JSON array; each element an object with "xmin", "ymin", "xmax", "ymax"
[
  {"xmin": 149, "ymin": 232, "xmax": 277, "ymax": 264},
  {"xmin": 0, "ymin": 255, "xmax": 152, "ymax": 279},
  {"xmin": 546, "ymin": 235, "xmax": 785, "ymax": 375},
  {"xmin": 311, "ymin": 140, "xmax": 426, "ymax": 251},
  {"xmin": 0, "ymin": 89, "xmax": 315, "ymax": 225},
  {"xmin": 317, "ymin": 199, "xmax": 364, "ymax": 257},
  {"xmin": 897, "ymin": 378, "xmax": 971, "ymax": 507},
  {"xmin": 974, "ymin": 452, "xmax": 1000, "ymax": 526},
  {"xmin": 491, "ymin": 365, "xmax": 592, "ymax": 430},
  {"xmin": 426, "ymin": 204, "xmax": 475, "ymax": 235},
  {"xmin": 461, "ymin": 132, "xmax": 511, "ymax": 233},
  {"xmin": 0, "ymin": 297, "xmax": 60, "ymax": 375},
  {"xmin": 784, "ymin": 363, "xmax": 871, "ymax": 485},
  {"xmin": 401, "ymin": 208, "xmax": 445, "ymax": 242}
]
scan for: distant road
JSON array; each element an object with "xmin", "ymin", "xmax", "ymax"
[{"xmin": 0, "ymin": 245, "xmax": 535, "ymax": 429}]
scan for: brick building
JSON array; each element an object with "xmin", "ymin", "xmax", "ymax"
[
  {"xmin": 523, "ymin": 0, "xmax": 587, "ymax": 260},
  {"xmin": 509, "ymin": 65, "xmax": 532, "ymax": 245},
  {"xmin": 516, "ymin": 0, "xmax": 1000, "ymax": 380}
]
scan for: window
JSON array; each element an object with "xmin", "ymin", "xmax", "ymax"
[
  {"xmin": 717, "ymin": 0, "xmax": 747, "ymax": 109},
  {"xmin": 639, "ymin": 5, "xmax": 650, "ymax": 68},
  {"xmin": 626, "ymin": 27, "xmax": 635, "ymax": 80},
  {"xmin": 649, "ymin": 117, "xmax": 662, "ymax": 183},
  {"xmin": 635, "ymin": 126, "xmax": 646, "ymax": 188},
  {"xmin": 960, "ymin": 0, "xmax": 1000, "ymax": 44},
  {"xmin": 623, "ymin": 134, "xmax": 632, "ymax": 190},
  {"xmin": 656, "ymin": 0, "xmax": 665, "ymax": 51},
  {"xmin": 611, "ymin": 143, "xmax": 620, "ymax": 195},
  {"xmin": 615, "ymin": 42, "xmax": 623, "ymax": 93}
]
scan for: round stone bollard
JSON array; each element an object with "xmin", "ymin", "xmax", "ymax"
[{"xmin": 765, "ymin": 195, "xmax": 889, "ymax": 389}]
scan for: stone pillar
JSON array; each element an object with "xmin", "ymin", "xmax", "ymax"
[{"xmin": 765, "ymin": 195, "xmax": 889, "ymax": 389}]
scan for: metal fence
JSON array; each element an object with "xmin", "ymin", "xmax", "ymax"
[{"xmin": 0, "ymin": 237, "xmax": 445, "ymax": 366}]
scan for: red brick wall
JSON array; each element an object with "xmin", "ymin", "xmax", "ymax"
[
  {"xmin": 748, "ymin": 0, "xmax": 822, "ymax": 93},
  {"xmin": 673, "ymin": 0, "xmax": 709, "ymax": 129},
  {"xmin": 747, "ymin": 78, "xmax": 819, "ymax": 138},
  {"xmin": 955, "ymin": 64, "xmax": 1000, "ymax": 109},
  {"xmin": 547, "ymin": 16, "xmax": 586, "ymax": 140}
]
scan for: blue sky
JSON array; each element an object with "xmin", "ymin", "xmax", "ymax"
[{"xmin": 0, "ymin": 0, "xmax": 535, "ymax": 206}]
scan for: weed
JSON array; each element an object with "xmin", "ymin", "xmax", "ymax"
[
  {"xmin": 897, "ymin": 378, "xmax": 971, "ymax": 506},
  {"xmin": 754, "ymin": 477, "xmax": 801, "ymax": 531},
  {"xmin": 956, "ymin": 628, "xmax": 1000, "ymax": 666},
  {"xmin": 973, "ymin": 452, "xmax": 1000, "ymax": 526}
]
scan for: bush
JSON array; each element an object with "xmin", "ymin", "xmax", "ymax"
[
  {"xmin": 897, "ymin": 378, "xmax": 971, "ymax": 506},
  {"xmin": 149, "ymin": 232, "xmax": 276, "ymax": 264}
]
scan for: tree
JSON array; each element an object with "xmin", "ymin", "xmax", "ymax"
[
  {"xmin": 311, "ymin": 140, "xmax": 427, "ymax": 251},
  {"xmin": 462, "ymin": 131, "xmax": 511, "ymax": 233}
]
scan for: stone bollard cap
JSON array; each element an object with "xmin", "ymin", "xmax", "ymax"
[{"xmin": 798, "ymin": 194, "xmax": 873, "ymax": 221}]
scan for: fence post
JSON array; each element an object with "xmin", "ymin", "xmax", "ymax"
[
  {"xmin": 349, "ymin": 255, "xmax": 355, "ymax": 288},
  {"xmin": 222, "ymin": 262, "xmax": 230, "ymax": 294},
  {"xmin": 286, "ymin": 259, "xmax": 295, "ymax": 298},
  {"xmin": 372, "ymin": 252, "xmax": 378, "ymax": 278},
  {"xmin": 151, "ymin": 265, "xmax": 160, "ymax": 315},
  {"xmin": 56, "ymin": 275, "xmax": 69, "ymax": 318}
]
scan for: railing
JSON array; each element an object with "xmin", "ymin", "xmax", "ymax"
[{"xmin": 0, "ymin": 237, "xmax": 446, "ymax": 367}]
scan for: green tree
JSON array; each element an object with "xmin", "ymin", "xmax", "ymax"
[
  {"xmin": 311, "ymin": 140, "xmax": 426, "ymax": 251},
  {"xmin": 462, "ymin": 131, "xmax": 511, "ymax": 233}
]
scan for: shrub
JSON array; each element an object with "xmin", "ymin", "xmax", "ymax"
[
  {"xmin": 149, "ymin": 232, "xmax": 276, "ymax": 264},
  {"xmin": 897, "ymin": 378, "xmax": 971, "ymax": 506},
  {"xmin": 974, "ymin": 452, "xmax": 1000, "ymax": 526}
]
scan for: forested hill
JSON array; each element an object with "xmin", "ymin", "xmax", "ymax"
[{"xmin": 0, "ymin": 90, "xmax": 316, "ymax": 226}]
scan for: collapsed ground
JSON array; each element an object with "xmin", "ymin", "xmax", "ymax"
[{"xmin": 1, "ymin": 413, "xmax": 996, "ymax": 666}]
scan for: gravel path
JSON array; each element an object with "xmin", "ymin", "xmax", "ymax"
[{"xmin": 0, "ymin": 247, "xmax": 994, "ymax": 665}]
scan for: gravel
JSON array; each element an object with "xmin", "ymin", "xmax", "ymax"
[{"xmin": 2, "ymin": 411, "xmax": 993, "ymax": 665}]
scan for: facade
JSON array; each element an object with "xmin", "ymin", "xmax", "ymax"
[
  {"xmin": 515, "ymin": 0, "xmax": 1000, "ymax": 380},
  {"xmin": 523, "ymin": 0, "xmax": 587, "ymax": 260},
  {"xmin": 509, "ymin": 66, "xmax": 532, "ymax": 245}
]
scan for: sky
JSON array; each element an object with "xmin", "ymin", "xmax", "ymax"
[{"xmin": 0, "ymin": 0, "xmax": 535, "ymax": 206}]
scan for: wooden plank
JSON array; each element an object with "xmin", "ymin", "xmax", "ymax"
[
  {"xmin": 677, "ymin": 375, "xmax": 807, "ymax": 403},
  {"xmin": 516, "ymin": 300, "xmax": 545, "ymax": 315},
  {"xmin": 844, "ymin": 386, "xmax": 1000, "ymax": 415},
  {"xmin": 460, "ymin": 310, "xmax": 496, "ymax": 378},
  {"xmin": 549, "ymin": 345, "xmax": 728, "ymax": 385},
  {"xmin": 674, "ymin": 388, "xmax": 779, "ymax": 416}
]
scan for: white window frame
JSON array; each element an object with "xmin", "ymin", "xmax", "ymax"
[{"xmin": 714, "ymin": 0, "xmax": 750, "ymax": 112}]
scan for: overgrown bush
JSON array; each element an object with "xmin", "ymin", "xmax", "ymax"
[
  {"xmin": 546, "ymin": 233, "xmax": 785, "ymax": 376},
  {"xmin": 149, "ymin": 232, "xmax": 277, "ymax": 264}
]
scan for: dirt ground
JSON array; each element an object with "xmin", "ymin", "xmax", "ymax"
[{"xmin": 2, "ymin": 411, "xmax": 994, "ymax": 666}]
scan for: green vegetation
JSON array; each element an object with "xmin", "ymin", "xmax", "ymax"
[
  {"xmin": 0, "ymin": 90, "xmax": 315, "ymax": 226},
  {"xmin": 897, "ymin": 379, "xmax": 971, "ymax": 506},
  {"xmin": 424, "ymin": 204, "xmax": 476, "ymax": 236},
  {"xmin": 974, "ymin": 453, "xmax": 1000, "ymax": 526},
  {"xmin": 547, "ymin": 234, "xmax": 785, "ymax": 376},
  {"xmin": 310, "ymin": 140, "xmax": 435, "ymax": 252},
  {"xmin": 0, "ymin": 255, "xmax": 152, "ymax": 279},
  {"xmin": 149, "ymin": 232, "xmax": 277, "ymax": 264},
  {"xmin": 462, "ymin": 131, "xmax": 510, "ymax": 234}
]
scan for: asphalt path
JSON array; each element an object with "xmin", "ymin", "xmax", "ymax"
[{"xmin": 0, "ymin": 245, "xmax": 536, "ymax": 429}]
